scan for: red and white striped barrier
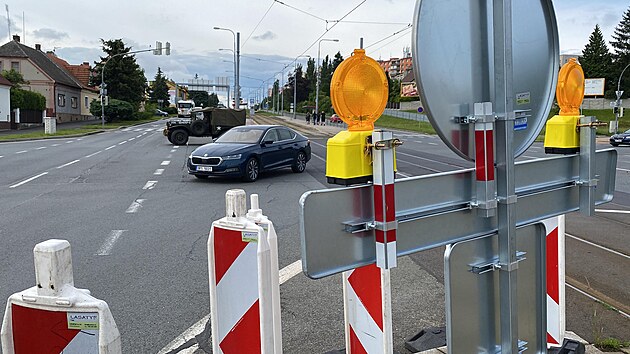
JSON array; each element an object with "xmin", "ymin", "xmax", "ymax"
[
  {"xmin": 543, "ymin": 215, "xmax": 566, "ymax": 347},
  {"xmin": 208, "ymin": 189, "xmax": 280, "ymax": 354},
  {"xmin": 373, "ymin": 130, "xmax": 397, "ymax": 270},
  {"xmin": 1, "ymin": 239, "xmax": 121, "ymax": 354}
]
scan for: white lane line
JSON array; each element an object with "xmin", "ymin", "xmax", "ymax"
[
  {"xmin": 566, "ymin": 233, "xmax": 629, "ymax": 260},
  {"xmin": 51, "ymin": 144, "xmax": 60, "ymax": 147},
  {"xmin": 310, "ymin": 153, "xmax": 325, "ymax": 162},
  {"xmin": 85, "ymin": 150, "xmax": 103, "ymax": 158},
  {"xmin": 0, "ymin": 155, "xmax": 3, "ymax": 158},
  {"xmin": 105, "ymin": 145, "xmax": 116, "ymax": 150},
  {"xmin": 142, "ymin": 180, "xmax": 158, "ymax": 190},
  {"xmin": 145, "ymin": 128, "xmax": 154, "ymax": 132},
  {"xmin": 36, "ymin": 146, "xmax": 47, "ymax": 150},
  {"xmin": 617, "ymin": 167, "xmax": 630, "ymax": 172},
  {"xmin": 125, "ymin": 199, "xmax": 146, "ymax": 213},
  {"xmin": 160, "ymin": 160, "xmax": 170, "ymax": 166},
  {"xmin": 56, "ymin": 159, "xmax": 80, "ymax": 169},
  {"xmin": 15, "ymin": 150, "xmax": 27, "ymax": 154},
  {"xmin": 170, "ymin": 149, "xmax": 176, "ymax": 153},
  {"xmin": 158, "ymin": 259, "xmax": 303, "ymax": 354},
  {"xmin": 428, "ymin": 142, "xmax": 438, "ymax": 145},
  {"xmin": 118, "ymin": 141, "xmax": 127, "ymax": 145},
  {"xmin": 9, "ymin": 172, "xmax": 49, "ymax": 188},
  {"xmin": 136, "ymin": 134, "xmax": 142, "ymax": 138},
  {"xmin": 65, "ymin": 140, "xmax": 74, "ymax": 144},
  {"xmin": 173, "ymin": 146, "xmax": 180, "ymax": 149},
  {"xmin": 595, "ymin": 208, "xmax": 630, "ymax": 214},
  {"xmin": 96, "ymin": 230, "xmax": 127, "ymax": 256},
  {"xmin": 397, "ymin": 171, "xmax": 411, "ymax": 178},
  {"xmin": 154, "ymin": 169, "xmax": 165, "ymax": 175},
  {"xmin": 566, "ymin": 283, "xmax": 630, "ymax": 319},
  {"xmin": 134, "ymin": 128, "xmax": 143, "ymax": 132},
  {"xmin": 128, "ymin": 137, "xmax": 135, "ymax": 141},
  {"xmin": 76, "ymin": 138, "xmax": 83, "ymax": 141}
]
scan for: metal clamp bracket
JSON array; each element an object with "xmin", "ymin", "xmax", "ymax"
[
  {"xmin": 374, "ymin": 220, "xmax": 398, "ymax": 232},
  {"xmin": 372, "ymin": 138, "xmax": 403, "ymax": 150},
  {"xmin": 469, "ymin": 251, "xmax": 526, "ymax": 275},
  {"xmin": 342, "ymin": 220, "xmax": 375, "ymax": 234}
]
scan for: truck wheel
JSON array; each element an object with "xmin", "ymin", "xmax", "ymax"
[
  {"xmin": 191, "ymin": 121, "xmax": 206, "ymax": 136},
  {"xmin": 292, "ymin": 151, "xmax": 307, "ymax": 173},
  {"xmin": 170, "ymin": 130, "xmax": 189, "ymax": 145},
  {"xmin": 243, "ymin": 157, "xmax": 260, "ymax": 182}
]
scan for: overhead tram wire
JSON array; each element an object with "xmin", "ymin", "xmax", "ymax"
[
  {"xmin": 367, "ymin": 27, "xmax": 413, "ymax": 55},
  {"xmin": 328, "ymin": 20, "xmax": 411, "ymax": 26},
  {"xmin": 273, "ymin": 0, "xmax": 328, "ymax": 23},
  {"xmin": 364, "ymin": 24, "xmax": 412, "ymax": 50},
  {"xmin": 242, "ymin": 0, "xmax": 276, "ymax": 49}
]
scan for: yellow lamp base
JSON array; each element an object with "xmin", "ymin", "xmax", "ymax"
[
  {"xmin": 326, "ymin": 130, "xmax": 374, "ymax": 185},
  {"xmin": 544, "ymin": 115, "xmax": 581, "ymax": 154}
]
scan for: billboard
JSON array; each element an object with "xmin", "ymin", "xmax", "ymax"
[
  {"xmin": 400, "ymin": 82, "xmax": 418, "ymax": 97},
  {"xmin": 584, "ymin": 78, "xmax": 605, "ymax": 96}
]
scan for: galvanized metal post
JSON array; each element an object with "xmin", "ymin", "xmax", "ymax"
[{"xmin": 493, "ymin": 0, "xmax": 519, "ymax": 352}]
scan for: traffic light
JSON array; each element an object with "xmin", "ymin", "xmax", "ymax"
[
  {"xmin": 613, "ymin": 106, "xmax": 619, "ymax": 115},
  {"xmin": 165, "ymin": 42, "xmax": 171, "ymax": 56},
  {"xmin": 154, "ymin": 41, "xmax": 162, "ymax": 55}
]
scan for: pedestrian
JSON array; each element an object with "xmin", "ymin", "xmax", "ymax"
[
  {"xmin": 320, "ymin": 111, "xmax": 326, "ymax": 126},
  {"xmin": 306, "ymin": 111, "xmax": 311, "ymax": 124},
  {"xmin": 314, "ymin": 111, "xmax": 319, "ymax": 125}
]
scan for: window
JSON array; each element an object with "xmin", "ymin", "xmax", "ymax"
[
  {"xmin": 10, "ymin": 61, "xmax": 19, "ymax": 72},
  {"xmin": 57, "ymin": 94, "xmax": 66, "ymax": 107},
  {"xmin": 263, "ymin": 129, "xmax": 280, "ymax": 143},
  {"xmin": 85, "ymin": 96, "xmax": 89, "ymax": 108},
  {"xmin": 71, "ymin": 97, "xmax": 78, "ymax": 109},
  {"xmin": 278, "ymin": 128, "xmax": 295, "ymax": 141}
]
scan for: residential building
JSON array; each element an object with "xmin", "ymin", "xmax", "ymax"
[
  {"xmin": 0, "ymin": 74, "xmax": 12, "ymax": 129},
  {"xmin": 0, "ymin": 35, "xmax": 86, "ymax": 122},
  {"xmin": 46, "ymin": 51, "xmax": 99, "ymax": 117}
]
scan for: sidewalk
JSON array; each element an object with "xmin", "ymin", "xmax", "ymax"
[
  {"xmin": 259, "ymin": 111, "xmax": 346, "ymax": 137},
  {"xmin": 0, "ymin": 117, "xmax": 102, "ymax": 137}
]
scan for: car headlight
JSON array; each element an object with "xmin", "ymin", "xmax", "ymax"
[{"xmin": 223, "ymin": 154, "xmax": 242, "ymax": 160}]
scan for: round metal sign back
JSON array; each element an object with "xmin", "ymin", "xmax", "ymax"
[{"xmin": 412, "ymin": 0, "xmax": 559, "ymax": 160}]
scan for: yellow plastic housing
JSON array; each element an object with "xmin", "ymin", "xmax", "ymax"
[
  {"xmin": 544, "ymin": 115, "xmax": 581, "ymax": 154},
  {"xmin": 326, "ymin": 130, "xmax": 374, "ymax": 185},
  {"xmin": 330, "ymin": 49, "xmax": 388, "ymax": 131}
]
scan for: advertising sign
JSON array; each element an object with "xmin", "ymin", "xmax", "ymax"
[
  {"xmin": 584, "ymin": 78, "xmax": 605, "ymax": 96},
  {"xmin": 400, "ymin": 82, "xmax": 418, "ymax": 97}
]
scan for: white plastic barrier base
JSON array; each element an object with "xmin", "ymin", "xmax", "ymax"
[
  {"xmin": 1, "ymin": 239, "xmax": 121, "ymax": 354},
  {"xmin": 208, "ymin": 190, "xmax": 282, "ymax": 354}
]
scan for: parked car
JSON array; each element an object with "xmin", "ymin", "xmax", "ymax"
[
  {"xmin": 155, "ymin": 109, "xmax": 169, "ymax": 117},
  {"xmin": 610, "ymin": 129, "xmax": 630, "ymax": 146},
  {"xmin": 329, "ymin": 113, "xmax": 342, "ymax": 124},
  {"xmin": 187, "ymin": 125, "xmax": 311, "ymax": 182}
]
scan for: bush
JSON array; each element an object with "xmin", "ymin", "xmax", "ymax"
[
  {"xmin": 134, "ymin": 102, "xmax": 157, "ymax": 120},
  {"xmin": 399, "ymin": 96, "xmax": 420, "ymax": 102},
  {"xmin": 89, "ymin": 99, "xmax": 134, "ymax": 122},
  {"xmin": 10, "ymin": 88, "xmax": 46, "ymax": 111},
  {"xmin": 164, "ymin": 106, "xmax": 177, "ymax": 115}
]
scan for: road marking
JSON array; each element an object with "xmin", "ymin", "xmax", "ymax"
[
  {"xmin": 310, "ymin": 153, "xmax": 325, "ymax": 162},
  {"xmin": 158, "ymin": 259, "xmax": 303, "ymax": 354},
  {"xmin": 128, "ymin": 137, "xmax": 135, "ymax": 141},
  {"xmin": 145, "ymin": 128, "xmax": 154, "ymax": 132},
  {"xmin": 617, "ymin": 167, "xmax": 630, "ymax": 172},
  {"xmin": 56, "ymin": 159, "xmax": 80, "ymax": 169},
  {"xmin": 65, "ymin": 140, "xmax": 74, "ymax": 144},
  {"xmin": 595, "ymin": 208, "xmax": 630, "ymax": 214},
  {"xmin": 428, "ymin": 142, "xmax": 438, "ymax": 145},
  {"xmin": 9, "ymin": 172, "xmax": 49, "ymax": 188},
  {"xmin": 161, "ymin": 160, "xmax": 170, "ymax": 166},
  {"xmin": 96, "ymin": 230, "xmax": 127, "ymax": 255},
  {"xmin": 142, "ymin": 180, "xmax": 158, "ymax": 190},
  {"xmin": 521, "ymin": 155, "xmax": 538, "ymax": 159},
  {"xmin": 105, "ymin": 145, "xmax": 116, "ymax": 150},
  {"xmin": 15, "ymin": 150, "xmax": 27, "ymax": 154},
  {"xmin": 118, "ymin": 141, "xmax": 127, "ymax": 145},
  {"xmin": 36, "ymin": 146, "xmax": 47, "ymax": 150},
  {"xmin": 566, "ymin": 233, "xmax": 629, "ymax": 260},
  {"xmin": 173, "ymin": 146, "xmax": 180, "ymax": 149},
  {"xmin": 397, "ymin": 171, "xmax": 411, "ymax": 178},
  {"xmin": 135, "ymin": 128, "xmax": 143, "ymax": 132},
  {"xmin": 85, "ymin": 150, "xmax": 103, "ymax": 158},
  {"xmin": 154, "ymin": 169, "xmax": 164, "ymax": 175},
  {"xmin": 76, "ymin": 138, "xmax": 83, "ymax": 141},
  {"xmin": 566, "ymin": 283, "xmax": 630, "ymax": 319},
  {"xmin": 170, "ymin": 149, "xmax": 176, "ymax": 153},
  {"xmin": 136, "ymin": 134, "xmax": 142, "ymax": 138},
  {"xmin": 51, "ymin": 144, "xmax": 60, "ymax": 147},
  {"xmin": 0, "ymin": 156, "xmax": 3, "ymax": 158},
  {"xmin": 166, "ymin": 154, "xmax": 172, "ymax": 158},
  {"xmin": 125, "ymin": 199, "xmax": 146, "ymax": 213}
]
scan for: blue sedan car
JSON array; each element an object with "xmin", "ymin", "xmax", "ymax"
[{"xmin": 187, "ymin": 125, "xmax": 311, "ymax": 181}]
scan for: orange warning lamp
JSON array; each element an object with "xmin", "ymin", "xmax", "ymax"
[
  {"xmin": 330, "ymin": 48, "xmax": 389, "ymax": 131},
  {"xmin": 326, "ymin": 49, "xmax": 389, "ymax": 185},
  {"xmin": 544, "ymin": 58, "xmax": 585, "ymax": 154}
]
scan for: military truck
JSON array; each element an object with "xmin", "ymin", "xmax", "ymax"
[{"xmin": 163, "ymin": 107, "xmax": 246, "ymax": 145}]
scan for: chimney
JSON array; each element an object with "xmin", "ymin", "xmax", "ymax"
[
  {"xmin": 12, "ymin": 35, "xmax": 20, "ymax": 43},
  {"xmin": 35, "ymin": 44, "xmax": 41, "ymax": 51}
]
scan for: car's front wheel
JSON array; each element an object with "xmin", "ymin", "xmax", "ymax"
[
  {"xmin": 243, "ymin": 157, "xmax": 260, "ymax": 182},
  {"xmin": 170, "ymin": 130, "xmax": 189, "ymax": 145},
  {"xmin": 292, "ymin": 151, "xmax": 307, "ymax": 173}
]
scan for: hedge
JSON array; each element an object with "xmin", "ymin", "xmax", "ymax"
[{"xmin": 10, "ymin": 88, "xmax": 46, "ymax": 111}]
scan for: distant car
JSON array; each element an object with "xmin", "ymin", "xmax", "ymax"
[
  {"xmin": 187, "ymin": 125, "xmax": 311, "ymax": 182},
  {"xmin": 155, "ymin": 109, "xmax": 169, "ymax": 117},
  {"xmin": 610, "ymin": 129, "xmax": 630, "ymax": 146},
  {"xmin": 329, "ymin": 114, "xmax": 342, "ymax": 124}
]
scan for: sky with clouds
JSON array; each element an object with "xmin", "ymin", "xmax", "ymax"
[{"xmin": 2, "ymin": 0, "xmax": 629, "ymax": 104}]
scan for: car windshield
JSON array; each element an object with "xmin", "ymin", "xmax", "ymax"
[
  {"xmin": 215, "ymin": 127, "xmax": 265, "ymax": 143},
  {"xmin": 625, "ymin": 129, "xmax": 630, "ymax": 134}
]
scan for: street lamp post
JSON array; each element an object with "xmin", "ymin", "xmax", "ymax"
[
  {"xmin": 315, "ymin": 38, "xmax": 339, "ymax": 118},
  {"xmin": 293, "ymin": 55, "xmax": 310, "ymax": 119},
  {"xmin": 615, "ymin": 63, "xmax": 630, "ymax": 134},
  {"xmin": 214, "ymin": 27, "xmax": 240, "ymax": 109}
]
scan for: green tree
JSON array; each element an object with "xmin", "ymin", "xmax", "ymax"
[
  {"xmin": 208, "ymin": 93, "xmax": 219, "ymax": 107},
  {"xmin": 91, "ymin": 39, "xmax": 148, "ymax": 107},
  {"xmin": 2, "ymin": 69, "xmax": 26, "ymax": 87},
  {"xmin": 386, "ymin": 71, "xmax": 401, "ymax": 103},
  {"xmin": 149, "ymin": 67, "xmax": 170, "ymax": 107},
  {"xmin": 305, "ymin": 58, "xmax": 316, "ymax": 95},
  {"xmin": 189, "ymin": 90, "xmax": 209, "ymax": 107},
  {"xmin": 610, "ymin": 7, "xmax": 630, "ymax": 94},
  {"xmin": 581, "ymin": 25, "xmax": 614, "ymax": 97}
]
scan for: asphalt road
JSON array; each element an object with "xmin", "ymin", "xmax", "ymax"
[{"xmin": 0, "ymin": 118, "xmax": 627, "ymax": 353}]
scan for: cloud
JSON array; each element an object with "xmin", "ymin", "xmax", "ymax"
[
  {"xmin": 252, "ymin": 31, "xmax": 277, "ymax": 41},
  {"xmin": 32, "ymin": 28, "xmax": 69, "ymax": 41}
]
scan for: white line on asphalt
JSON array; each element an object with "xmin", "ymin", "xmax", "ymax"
[
  {"xmin": 170, "ymin": 149, "xmax": 176, "ymax": 153},
  {"xmin": 395, "ymin": 150, "xmax": 463, "ymax": 169},
  {"xmin": 173, "ymin": 146, "xmax": 180, "ymax": 149},
  {"xmin": 128, "ymin": 137, "xmax": 135, "ymax": 141},
  {"xmin": 397, "ymin": 171, "xmax": 411, "ymax": 178},
  {"xmin": 566, "ymin": 283, "xmax": 630, "ymax": 319},
  {"xmin": 51, "ymin": 144, "xmax": 60, "ymax": 147},
  {"xmin": 135, "ymin": 128, "xmax": 143, "ymax": 132},
  {"xmin": 595, "ymin": 208, "xmax": 630, "ymax": 214},
  {"xmin": 15, "ymin": 150, "xmax": 27, "ymax": 154},
  {"xmin": 617, "ymin": 167, "xmax": 630, "ymax": 172},
  {"xmin": 96, "ymin": 230, "xmax": 127, "ymax": 256},
  {"xmin": 566, "ymin": 233, "xmax": 629, "ymax": 260},
  {"xmin": 310, "ymin": 153, "xmax": 325, "ymax": 162},
  {"xmin": 154, "ymin": 169, "xmax": 164, "ymax": 175},
  {"xmin": 0, "ymin": 156, "xmax": 3, "ymax": 158},
  {"xmin": 161, "ymin": 160, "xmax": 170, "ymax": 166},
  {"xmin": 521, "ymin": 155, "xmax": 538, "ymax": 159},
  {"xmin": 85, "ymin": 150, "xmax": 103, "ymax": 158},
  {"xmin": 142, "ymin": 180, "xmax": 158, "ymax": 190},
  {"xmin": 145, "ymin": 128, "xmax": 153, "ymax": 132},
  {"xmin": 118, "ymin": 141, "xmax": 126, "ymax": 145},
  {"xmin": 158, "ymin": 259, "xmax": 303, "ymax": 354},
  {"xmin": 136, "ymin": 134, "xmax": 142, "ymax": 138},
  {"xmin": 36, "ymin": 146, "xmax": 47, "ymax": 150},
  {"xmin": 76, "ymin": 138, "xmax": 83, "ymax": 141},
  {"xmin": 65, "ymin": 141, "xmax": 74, "ymax": 144},
  {"xmin": 9, "ymin": 172, "xmax": 49, "ymax": 188},
  {"xmin": 125, "ymin": 199, "xmax": 146, "ymax": 213},
  {"xmin": 428, "ymin": 142, "xmax": 438, "ymax": 145},
  {"xmin": 105, "ymin": 145, "xmax": 116, "ymax": 150},
  {"xmin": 56, "ymin": 159, "xmax": 80, "ymax": 169}
]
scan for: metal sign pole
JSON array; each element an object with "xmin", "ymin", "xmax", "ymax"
[{"xmin": 493, "ymin": 0, "xmax": 519, "ymax": 352}]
